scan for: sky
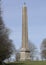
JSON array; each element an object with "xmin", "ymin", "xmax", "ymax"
[{"xmin": 2, "ymin": 0, "xmax": 46, "ymax": 52}]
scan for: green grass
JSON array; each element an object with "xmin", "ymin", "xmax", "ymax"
[{"xmin": 6, "ymin": 61, "xmax": 46, "ymax": 65}]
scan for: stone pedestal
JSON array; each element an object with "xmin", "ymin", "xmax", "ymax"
[{"xmin": 20, "ymin": 48, "xmax": 30, "ymax": 61}]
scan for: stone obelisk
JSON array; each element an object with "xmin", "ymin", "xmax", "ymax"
[{"xmin": 20, "ymin": 3, "xmax": 30, "ymax": 61}]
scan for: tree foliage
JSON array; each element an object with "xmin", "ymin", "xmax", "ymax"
[
  {"xmin": 28, "ymin": 40, "xmax": 37, "ymax": 60},
  {"xmin": 16, "ymin": 50, "xmax": 20, "ymax": 61},
  {"xmin": 40, "ymin": 39, "xmax": 46, "ymax": 60},
  {"xmin": 0, "ymin": 16, "xmax": 15, "ymax": 62}
]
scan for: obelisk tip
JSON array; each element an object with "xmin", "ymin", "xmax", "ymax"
[
  {"xmin": 24, "ymin": 2, "xmax": 26, "ymax": 5},
  {"xmin": 23, "ymin": 2, "xmax": 26, "ymax": 7}
]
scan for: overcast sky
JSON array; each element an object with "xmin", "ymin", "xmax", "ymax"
[{"xmin": 2, "ymin": 0, "xmax": 46, "ymax": 52}]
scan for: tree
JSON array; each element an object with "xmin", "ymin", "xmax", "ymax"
[
  {"xmin": 40, "ymin": 39, "xmax": 46, "ymax": 60},
  {"xmin": 28, "ymin": 40, "xmax": 37, "ymax": 60},
  {"xmin": 16, "ymin": 50, "xmax": 20, "ymax": 61},
  {"xmin": 0, "ymin": 9, "xmax": 15, "ymax": 64}
]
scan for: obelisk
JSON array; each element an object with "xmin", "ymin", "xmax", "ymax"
[{"xmin": 20, "ymin": 3, "xmax": 30, "ymax": 61}]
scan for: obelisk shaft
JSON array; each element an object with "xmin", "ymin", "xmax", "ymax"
[{"xmin": 22, "ymin": 6, "xmax": 28, "ymax": 49}]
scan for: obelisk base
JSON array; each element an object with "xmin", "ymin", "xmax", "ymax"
[{"xmin": 20, "ymin": 48, "xmax": 30, "ymax": 61}]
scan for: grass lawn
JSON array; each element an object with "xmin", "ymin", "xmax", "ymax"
[{"xmin": 6, "ymin": 61, "xmax": 46, "ymax": 65}]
